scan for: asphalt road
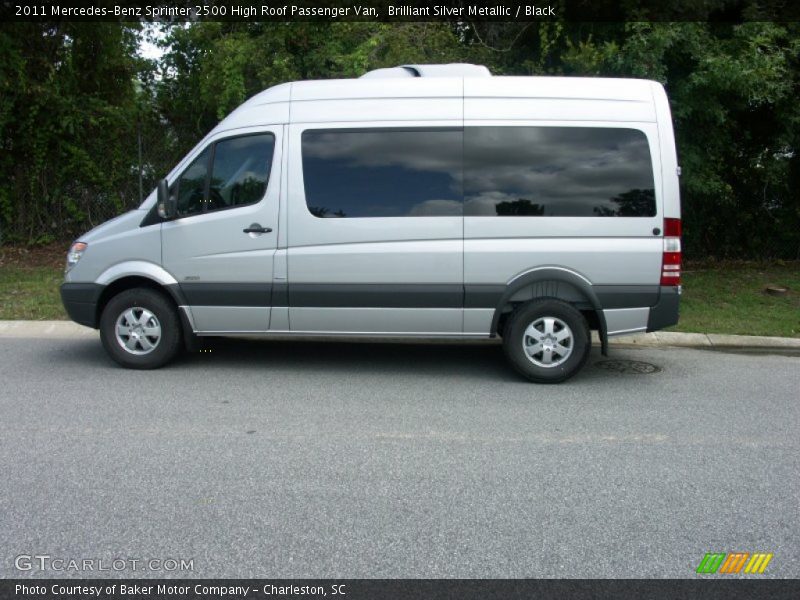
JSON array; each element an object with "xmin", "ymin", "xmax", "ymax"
[{"xmin": 1, "ymin": 335, "xmax": 798, "ymax": 579}]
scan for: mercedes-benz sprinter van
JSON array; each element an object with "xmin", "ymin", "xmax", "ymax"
[{"xmin": 60, "ymin": 63, "xmax": 681, "ymax": 383}]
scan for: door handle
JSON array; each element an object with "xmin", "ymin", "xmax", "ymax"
[{"xmin": 243, "ymin": 224, "xmax": 272, "ymax": 234}]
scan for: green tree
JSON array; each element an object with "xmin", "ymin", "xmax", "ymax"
[
  {"xmin": 0, "ymin": 22, "xmax": 147, "ymax": 243},
  {"xmin": 154, "ymin": 21, "xmax": 480, "ymax": 149}
]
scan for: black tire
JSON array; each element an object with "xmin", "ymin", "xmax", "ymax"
[
  {"xmin": 99, "ymin": 288, "xmax": 182, "ymax": 369},
  {"xmin": 502, "ymin": 299, "xmax": 591, "ymax": 383}
]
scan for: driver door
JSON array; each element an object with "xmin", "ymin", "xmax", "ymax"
[{"xmin": 162, "ymin": 127, "xmax": 282, "ymax": 333}]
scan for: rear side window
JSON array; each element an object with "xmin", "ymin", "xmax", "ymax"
[
  {"xmin": 172, "ymin": 133, "xmax": 275, "ymax": 218},
  {"xmin": 464, "ymin": 127, "xmax": 656, "ymax": 217},
  {"xmin": 301, "ymin": 129, "xmax": 462, "ymax": 217}
]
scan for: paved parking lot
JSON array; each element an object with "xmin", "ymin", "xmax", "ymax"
[{"xmin": 1, "ymin": 335, "xmax": 798, "ymax": 578}]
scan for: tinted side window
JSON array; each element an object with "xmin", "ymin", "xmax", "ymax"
[
  {"xmin": 172, "ymin": 134, "xmax": 274, "ymax": 218},
  {"xmin": 175, "ymin": 146, "xmax": 210, "ymax": 218},
  {"xmin": 209, "ymin": 135, "xmax": 274, "ymax": 210},
  {"xmin": 464, "ymin": 127, "xmax": 656, "ymax": 217},
  {"xmin": 302, "ymin": 129, "xmax": 462, "ymax": 217}
]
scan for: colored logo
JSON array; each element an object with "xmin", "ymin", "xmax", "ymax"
[{"xmin": 696, "ymin": 552, "xmax": 773, "ymax": 574}]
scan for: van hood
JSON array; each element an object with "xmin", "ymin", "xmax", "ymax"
[{"xmin": 78, "ymin": 210, "xmax": 148, "ymax": 244}]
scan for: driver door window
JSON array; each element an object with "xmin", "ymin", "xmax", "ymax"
[
  {"xmin": 172, "ymin": 133, "xmax": 275, "ymax": 218},
  {"xmin": 175, "ymin": 146, "xmax": 210, "ymax": 217}
]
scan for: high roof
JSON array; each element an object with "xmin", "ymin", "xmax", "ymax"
[
  {"xmin": 212, "ymin": 66, "xmax": 660, "ymax": 132},
  {"xmin": 240, "ymin": 74, "xmax": 656, "ymax": 107}
]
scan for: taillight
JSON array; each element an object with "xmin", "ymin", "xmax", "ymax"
[{"xmin": 660, "ymin": 218, "xmax": 681, "ymax": 286}]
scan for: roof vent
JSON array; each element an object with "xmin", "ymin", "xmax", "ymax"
[{"xmin": 360, "ymin": 63, "xmax": 491, "ymax": 79}]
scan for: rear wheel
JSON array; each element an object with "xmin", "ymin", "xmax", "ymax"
[
  {"xmin": 99, "ymin": 288, "xmax": 182, "ymax": 369},
  {"xmin": 502, "ymin": 299, "xmax": 591, "ymax": 383}
]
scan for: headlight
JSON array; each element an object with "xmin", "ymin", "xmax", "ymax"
[{"xmin": 66, "ymin": 242, "xmax": 87, "ymax": 272}]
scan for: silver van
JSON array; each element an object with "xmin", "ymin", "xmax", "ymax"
[{"xmin": 60, "ymin": 63, "xmax": 681, "ymax": 383}]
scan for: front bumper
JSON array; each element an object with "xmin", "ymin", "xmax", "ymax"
[{"xmin": 60, "ymin": 283, "xmax": 103, "ymax": 328}]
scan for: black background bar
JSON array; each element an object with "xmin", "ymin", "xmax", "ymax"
[
  {"xmin": 4, "ymin": 0, "xmax": 800, "ymax": 23},
  {"xmin": 4, "ymin": 579, "xmax": 800, "ymax": 600}
]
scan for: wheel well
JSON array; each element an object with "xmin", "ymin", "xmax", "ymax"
[
  {"xmin": 96, "ymin": 277, "xmax": 176, "ymax": 324},
  {"xmin": 493, "ymin": 280, "xmax": 599, "ymax": 337}
]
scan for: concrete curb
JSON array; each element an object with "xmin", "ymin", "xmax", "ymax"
[
  {"xmin": 600, "ymin": 330, "xmax": 800, "ymax": 350},
  {"xmin": 1, "ymin": 320, "xmax": 799, "ymax": 351},
  {"xmin": 0, "ymin": 320, "xmax": 98, "ymax": 339}
]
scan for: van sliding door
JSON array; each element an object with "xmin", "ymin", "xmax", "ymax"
[{"xmin": 285, "ymin": 125, "xmax": 464, "ymax": 334}]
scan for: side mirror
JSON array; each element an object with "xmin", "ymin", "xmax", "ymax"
[{"xmin": 156, "ymin": 179, "xmax": 177, "ymax": 219}]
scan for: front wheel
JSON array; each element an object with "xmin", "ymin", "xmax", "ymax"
[
  {"xmin": 99, "ymin": 288, "xmax": 182, "ymax": 369},
  {"xmin": 502, "ymin": 299, "xmax": 591, "ymax": 383}
]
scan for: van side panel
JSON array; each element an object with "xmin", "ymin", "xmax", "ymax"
[
  {"xmin": 282, "ymin": 78, "xmax": 676, "ymax": 338},
  {"xmin": 285, "ymin": 90, "xmax": 465, "ymax": 334},
  {"xmin": 464, "ymin": 76, "xmax": 658, "ymax": 122},
  {"xmin": 289, "ymin": 78, "xmax": 462, "ymax": 123},
  {"xmin": 652, "ymin": 82, "xmax": 681, "ymax": 220},
  {"xmin": 463, "ymin": 78, "xmax": 665, "ymax": 337}
]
